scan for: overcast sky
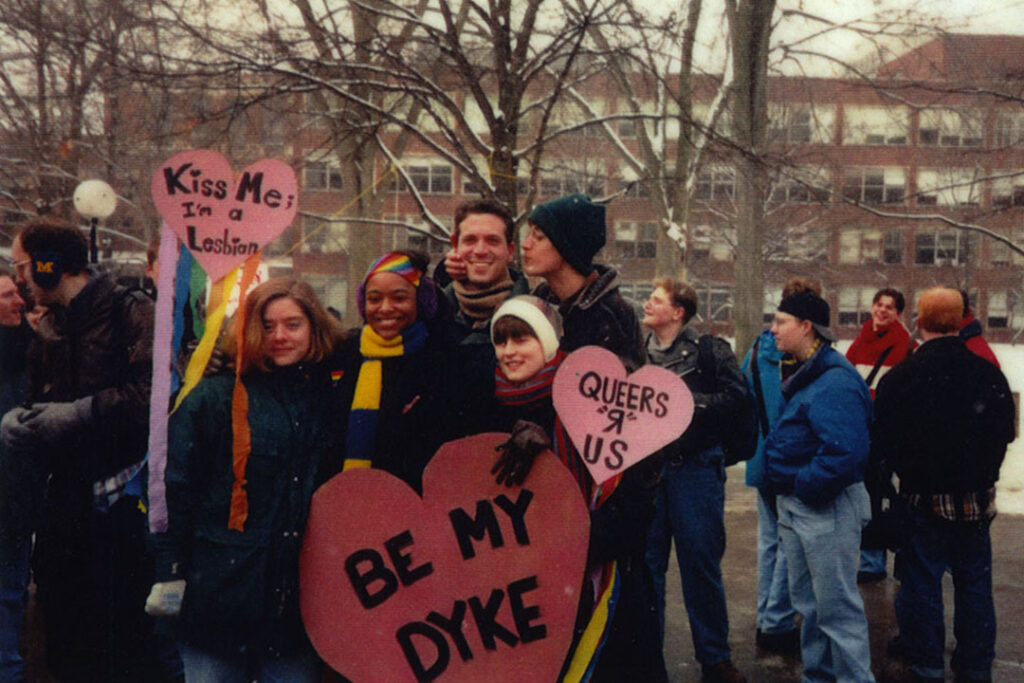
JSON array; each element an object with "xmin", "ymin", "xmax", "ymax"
[{"xmin": 679, "ymin": 0, "xmax": 1024, "ymax": 76}]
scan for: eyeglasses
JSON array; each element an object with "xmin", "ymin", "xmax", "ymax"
[{"xmin": 11, "ymin": 259, "xmax": 30, "ymax": 274}]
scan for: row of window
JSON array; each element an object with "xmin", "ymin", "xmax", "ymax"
[
  {"xmin": 305, "ymin": 159, "xmax": 1024, "ymax": 212},
  {"xmin": 620, "ymin": 283, "xmax": 1024, "ymax": 330}
]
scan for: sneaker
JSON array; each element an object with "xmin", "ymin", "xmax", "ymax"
[
  {"xmin": 857, "ymin": 569, "xmax": 887, "ymax": 584},
  {"xmin": 755, "ymin": 628, "xmax": 800, "ymax": 654},
  {"xmin": 701, "ymin": 660, "xmax": 748, "ymax": 683}
]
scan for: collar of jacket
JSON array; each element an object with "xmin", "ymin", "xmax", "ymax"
[
  {"xmin": 780, "ymin": 341, "xmax": 836, "ymax": 399},
  {"xmin": 534, "ymin": 264, "xmax": 621, "ymax": 313},
  {"xmin": 645, "ymin": 323, "xmax": 699, "ymax": 368}
]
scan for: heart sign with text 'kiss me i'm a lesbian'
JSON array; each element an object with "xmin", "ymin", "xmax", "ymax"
[
  {"xmin": 150, "ymin": 149, "xmax": 297, "ymax": 282},
  {"xmin": 553, "ymin": 345, "xmax": 694, "ymax": 486},
  {"xmin": 300, "ymin": 434, "xmax": 590, "ymax": 683}
]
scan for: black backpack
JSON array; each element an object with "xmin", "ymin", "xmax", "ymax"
[{"xmin": 697, "ymin": 335, "xmax": 759, "ymax": 467}]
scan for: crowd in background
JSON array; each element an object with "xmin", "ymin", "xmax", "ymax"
[{"xmin": 0, "ymin": 195, "xmax": 1016, "ymax": 683}]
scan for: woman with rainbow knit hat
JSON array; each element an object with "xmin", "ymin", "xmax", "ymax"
[{"xmin": 325, "ymin": 250, "xmax": 457, "ymax": 492}]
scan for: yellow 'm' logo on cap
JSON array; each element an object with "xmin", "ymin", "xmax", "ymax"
[{"xmin": 35, "ymin": 260, "xmax": 54, "ymax": 273}]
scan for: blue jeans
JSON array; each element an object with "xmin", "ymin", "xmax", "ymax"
[
  {"xmin": 645, "ymin": 450, "xmax": 731, "ymax": 666},
  {"xmin": 0, "ymin": 533, "xmax": 30, "ymax": 683},
  {"xmin": 756, "ymin": 488, "xmax": 796, "ymax": 635},
  {"xmin": 179, "ymin": 642, "xmax": 320, "ymax": 683},
  {"xmin": 894, "ymin": 508, "xmax": 995, "ymax": 681},
  {"xmin": 777, "ymin": 484, "xmax": 874, "ymax": 683}
]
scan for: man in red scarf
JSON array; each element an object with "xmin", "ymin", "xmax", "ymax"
[{"xmin": 845, "ymin": 287, "xmax": 916, "ymax": 583}]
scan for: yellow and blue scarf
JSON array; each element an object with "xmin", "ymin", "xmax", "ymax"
[{"xmin": 343, "ymin": 321, "xmax": 427, "ymax": 471}]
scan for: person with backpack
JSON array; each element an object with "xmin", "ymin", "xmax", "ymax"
[{"xmin": 641, "ymin": 278, "xmax": 749, "ymax": 683}]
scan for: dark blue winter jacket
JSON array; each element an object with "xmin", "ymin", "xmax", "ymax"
[{"xmin": 765, "ymin": 344, "xmax": 872, "ymax": 507}]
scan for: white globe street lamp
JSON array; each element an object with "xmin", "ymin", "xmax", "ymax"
[{"xmin": 73, "ymin": 179, "xmax": 117, "ymax": 264}]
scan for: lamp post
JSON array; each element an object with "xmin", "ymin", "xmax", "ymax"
[{"xmin": 73, "ymin": 179, "xmax": 117, "ymax": 264}]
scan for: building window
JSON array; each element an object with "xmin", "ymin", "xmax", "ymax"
[
  {"xmin": 838, "ymin": 287, "xmax": 876, "ymax": 326},
  {"xmin": 986, "ymin": 290, "xmax": 1024, "ymax": 329},
  {"xmin": 914, "ymin": 229, "xmax": 976, "ymax": 266},
  {"xmin": 304, "ymin": 162, "xmax": 343, "ymax": 191},
  {"xmin": 618, "ymin": 282, "xmax": 654, "ymax": 307},
  {"xmin": 389, "ymin": 163, "xmax": 453, "ymax": 194},
  {"xmin": 843, "ymin": 105, "xmax": 909, "ymax": 145},
  {"xmin": 989, "ymin": 230, "xmax": 1024, "ymax": 266},
  {"xmin": 763, "ymin": 287, "xmax": 783, "ymax": 323},
  {"xmin": 883, "ymin": 229, "xmax": 904, "ymax": 264},
  {"xmin": 918, "ymin": 109, "xmax": 983, "ymax": 147},
  {"xmin": 540, "ymin": 166, "xmax": 604, "ymax": 197},
  {"xmin": 694, "ymin": 168, "xmax": 735, "ymax": 201},
  {"xmin": 772, "ymin": 225, "xmax": 828, "ymax": 262},
  {"xmin": 843, "ymin": 167, "xmax": 905, "ymax": 205},
  {"xmin": 617, "ymin": 178, "xmax": 652, "ymax": 198},
  {"xmin": 689, "ymin": 224, "xmax": 733, "ymax": 262},
  {"xmin": 614, "ymin": 221, "xmax": 658, "ymax": 259},
  {"xmin": 839, "ymin": 227, "xmax": 886, "ymax": 265},
  {"xmin": 917, "ymin": 168, "xmax": 980, "ymax": 206},
  {"xmin": 991, "ymin": 170, "xmax": 1024, "ymax": 208},
  {"xmin": 696, "ymin": 286, "xmax": 732, "ymax": 323},
  {"xmin": 769, "ymin": 166, "xmax": 831, "ymax": 203},
  {"xmin": 994, "ymin": 112, "xmax": 1024, "ymax": 148}
]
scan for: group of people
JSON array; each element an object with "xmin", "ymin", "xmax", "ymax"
[{"xmin": 0, "ymin": 194, "xmax": 1016, "ymax": 683}]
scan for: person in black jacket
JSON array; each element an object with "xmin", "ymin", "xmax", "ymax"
[
  {"xmin": 486, "ymin": 295, "xmax": 665, "ymax": 683},
  {"xmin": 327, "ymin": 250, "xmax": 456, "ymax": 492},
  {"xmin": 1, "ymin": 219, "xmax": 160, "ymax": 682},
  {"xmin": 521, "ymin": 193, "xmax": 644, "ymax": 368},
  {"xmin": 641, "ymin": 278, "xmax": 748, "ymax": 683},
  {"xmin": 874, "ymin": 287, "xmax": 1015, "ymax": 683}
]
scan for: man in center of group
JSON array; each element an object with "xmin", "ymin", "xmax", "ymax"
[{"xmin": 443, "ymin": 199, "xmax": 530, "ymax": 403}]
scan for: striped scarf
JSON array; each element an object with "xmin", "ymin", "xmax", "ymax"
[
  {"xmin": 343, "ymin": 322, "xmax": 427, "ymax": 471},
  {"xmin": 452, "ymin": 273, "xmax": 514, "ymax": 329},
  {"xmin": 494, "ymin": 351, "xmax": 619, "ymax": 509}
]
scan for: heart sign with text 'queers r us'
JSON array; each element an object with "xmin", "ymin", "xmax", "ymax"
[
  {"xmin": 300, "ymin": 434, "xmax": 590, "ymax": 683},
  {"xmin": 553, "ymin": 345, "xmax": 694, "ymax": 486},
  {"xmin": 150, "ymin": 149, "xmax": 298, "ymax": 282}
]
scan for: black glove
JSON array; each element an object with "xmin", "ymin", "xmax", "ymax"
[
  {"xmin": 177, "ymin": 338, "xmax": 231, "ymax": 378},
  {"xmin": 492, "ymin": 420, "xmax": 550, "ymax": 487}
]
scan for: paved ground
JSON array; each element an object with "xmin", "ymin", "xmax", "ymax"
[{"xmin": 20, "ymin": 470, "xmax": 1024, "ymax": 681}]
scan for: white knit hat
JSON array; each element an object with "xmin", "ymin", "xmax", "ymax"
[{"xmin": 491, "ymin": 295, "xmax": 563, "ymax": 362}]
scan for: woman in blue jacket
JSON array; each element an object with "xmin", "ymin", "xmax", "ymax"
[
  {"xmin": 764, "ymin": 291, "xmax": 875, "ymax": 683},
  {"xmin": 150, "ymin": 278, "xmax": 344, "ymax": 683}
]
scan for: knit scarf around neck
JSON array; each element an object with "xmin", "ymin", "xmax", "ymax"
[
  {"xmin": 453, "ymin": 272, "xmax": 514, "ymax": 329},
  {"xmin": 343, "ymin": 322, "xmax": 427, "ymax": 471},
  {"xmin": 494, "ymin": 351, "xmax": 618, "ymax": 509}
]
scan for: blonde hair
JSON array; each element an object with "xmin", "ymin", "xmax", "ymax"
[{"xmin": 226, "ymin": 277, "xmax": 344, "ymax": 374}]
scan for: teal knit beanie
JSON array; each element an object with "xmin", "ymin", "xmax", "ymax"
[{"xmin": 528, "ymin": 193, "xmax": 606, "ymax": 275}]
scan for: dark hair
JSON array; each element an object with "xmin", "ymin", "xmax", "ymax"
[
  {"xmin": 147, "ymin": 235, "xmax": 160, "ymax": 269},
  {"xmin": 225, "ymin": 277, "xmax": 344, "ymax": 374},
  {"xmin": 782, "ymin": 276, "xmax": 822, "ymax": 298},
  {"xmin": 453, "ymin": 199, "xmax": 514, "ymax": 245},
  {"xmin": 18, "ymin": 218, "xmax": 89, "ymax": 275},
  {"xmin": 959, "ymin": 289, "xmax": 971, "ymax": 318},
  {"xmin": 652, "ymin": 276, "xmax": 698, "ymax": 323},
  {"xmin": 873, "ymin": 287, "xmax": 905, "ymax": 313},
  {"xmin": 491, "ymin": 315, "xmax": 536, "ymax": 345}
]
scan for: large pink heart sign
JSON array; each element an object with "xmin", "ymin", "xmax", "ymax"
[
  {"xmin": 300, "ymin": 434, "xmax": 590, "ymax": 683},
  {"xmin": 553, "ymin": 345, "xmax": 694, "ymax": 485},
  {"xmin": 150, "ymin": 150, "xmax": 297, "ymax": 282}
]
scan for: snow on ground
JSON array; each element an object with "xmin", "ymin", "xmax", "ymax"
[{"xmin": 989, "ymin": 344, "xmax": 1024, "ymax": 515}]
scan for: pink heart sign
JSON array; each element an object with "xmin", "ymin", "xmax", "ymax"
[
  {"xmin": 300, "ymin": 434, "xmax": 590, "ymax": 683},
  {"xmin": 150, "ymin": 149, "xmax": 298, "ymax": 282},
  {"xmin": 553, "ymin": 345, "xmax": 694, "ymax": 485}
]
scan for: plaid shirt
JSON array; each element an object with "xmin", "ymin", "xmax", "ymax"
[{"xmin": 905, "ymin": 487, "xmax": 997, "ymax": 522}]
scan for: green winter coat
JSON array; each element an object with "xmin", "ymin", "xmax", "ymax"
[{"xmin": 155, "ymin": 362, "xmax": 337, "ymax": 656}]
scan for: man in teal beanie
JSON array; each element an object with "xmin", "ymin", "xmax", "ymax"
[{"xmin": 523, "ymin": 193, "xmax": 643, "ymax": 366}]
